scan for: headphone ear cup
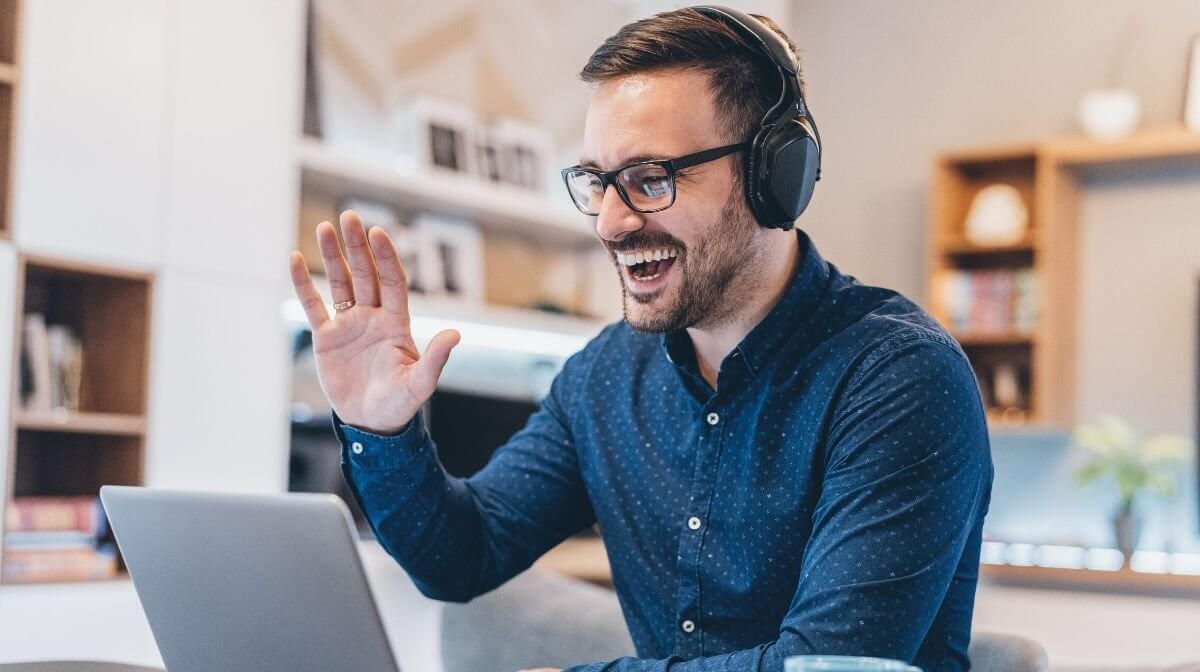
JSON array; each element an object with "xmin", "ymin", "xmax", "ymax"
[
  {"xmin": 754, "ymin": 117, "xmax": 820, "ymax": 229},
  {"xmin": 744, "ymin": 126, "xmax": 778, "ymax": 228}
]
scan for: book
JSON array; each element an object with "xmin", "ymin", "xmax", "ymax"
[
  {"xmin": 4, "ymin": 496, "xmax": 106, "ymax": 535},
  {"xmin": 937, "ymin": 269, "xmax": 1038, "ymax": 336},
  {"xmin": 1, "ymin": 545, "xmax": 119, "ymax": 583},
  {"xmin": 20, "ymin": 313, "xmax": 52, "ymax": 412}
]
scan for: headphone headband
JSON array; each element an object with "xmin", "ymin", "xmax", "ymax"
[
  {"xmin": 692, "ymin": 5, "xmax": 807, "ymax": 118},
  {"xmin": 691, "ymin": 4, "xmax": 822, "ymax": 229}
]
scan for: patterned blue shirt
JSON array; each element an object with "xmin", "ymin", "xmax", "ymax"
[{"xmin": 334, "ymin": 230, "xmax": 993, "ymax": 672}]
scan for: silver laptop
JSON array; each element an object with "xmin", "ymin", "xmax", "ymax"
[{"xmin": 100, "ymin": 485, "xmax": 401, "ymax": 672}]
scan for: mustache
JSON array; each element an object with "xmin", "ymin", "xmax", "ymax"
[{"xmin": 604, "ymin": 232, "xmax": 685, "ymax": 254}]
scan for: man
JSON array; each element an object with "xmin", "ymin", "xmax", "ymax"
[{"xmin": 287, "ymin": 6, "xmax": 992, "ymax": 672}]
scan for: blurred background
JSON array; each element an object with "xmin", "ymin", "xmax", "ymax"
[{"xmin": 0, "ymin": 0, "xmax": 1198, "ymax": 669}]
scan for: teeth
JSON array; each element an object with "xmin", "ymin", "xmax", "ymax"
[{"xmin": 618, "ymin": 248, "xmax": 678, "ymax": 266}]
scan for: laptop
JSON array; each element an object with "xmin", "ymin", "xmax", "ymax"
[{"xmin": 100, "ymin": 485, "xmax": 401, "ymax": 672}]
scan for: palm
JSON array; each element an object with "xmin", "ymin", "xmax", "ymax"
[{"xmin": 289, "ymin": 213, "xmax": 459, "ymax": 435}]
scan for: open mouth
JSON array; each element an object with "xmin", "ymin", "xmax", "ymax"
[{"xmin": 617, "ymin": 247, "xmax": 678, "ymax": 293}]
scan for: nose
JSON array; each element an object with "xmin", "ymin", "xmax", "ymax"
[{"xmin": 594, "ymin": 185, "xmax": 644, "ymax": 243}]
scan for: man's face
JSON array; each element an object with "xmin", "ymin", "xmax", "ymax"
[{"xmin": 580, "ymin": 68, "xmax": 762, "ymax": 333}]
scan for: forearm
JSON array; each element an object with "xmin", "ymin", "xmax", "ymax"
[{"xmin": 335, "ymin": 409, "xmax": 498, "ymax": 601}]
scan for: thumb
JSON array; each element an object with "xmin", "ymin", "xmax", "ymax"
[{"xmin": 413, "ymin": 329, "xmax": 460, "ymax": 392}]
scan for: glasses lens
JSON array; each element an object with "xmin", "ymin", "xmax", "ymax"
[
  {"xmin": 618, "ymin": 163, "xmax": 673, "ymax": 211},
  {"xmin": 564, "ymin": 170, "xmax": 604, "ymax": 215}
]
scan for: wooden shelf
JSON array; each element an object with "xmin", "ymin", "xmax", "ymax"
[
  {"xmin": 981, "ymin": 563, "xmax": 1200, "ymax": 599},
  {"xmin": 1044, "ymin": 124, "xmax": 1200, "ymax": 166},
  {"xmin": 3, "ymin": 252, "xmax": 154, "ymax": 585},
  {"xmin": 296, "ymin": 136, "xmax": 593, "ymax": 247},
  {"xmin": 535, "ymin": 535, "xmax": 611, "ymax": 586},
  {"xmin": 15, "ymin": 410, "xmax": 146, "ymax": 436},
  {"xmin": 1, "ymin": 568, "xmax": 127, "ymax": 586},
  {"xmin": 941, "ymin": 235, "xmax": 1035, "ymax": 256},
  {"xmin": 928, "ymin": 125, "xmax": 1200, "ymax": 426},
  {"xmin": 540, "ymin": 538, "xmax": 1200, "ymax": 600},
  {"xmin": 953, "ymin": 331, "xmax": 1035, "ymax": 347}
]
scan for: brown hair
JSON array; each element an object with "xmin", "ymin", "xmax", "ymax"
[{"xmin": 579, "ymin": 8, "xmax": 804, "ymax": 148}]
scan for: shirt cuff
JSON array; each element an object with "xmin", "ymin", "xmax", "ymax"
[{"xmin": 331, "ymin": 408, "xmax": 431, "ymax": 471}]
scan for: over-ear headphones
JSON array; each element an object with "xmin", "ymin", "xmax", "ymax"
[{"xmin": 693, "ymin": 5, "xmax": 822, "ymax": 230}]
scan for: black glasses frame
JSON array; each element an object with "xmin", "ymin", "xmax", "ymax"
[{"xmin": 560, "ymin": 142, "xmax": 748, "ymax": 215}]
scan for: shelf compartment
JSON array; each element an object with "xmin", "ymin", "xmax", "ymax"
[
  {"xmin": 18, "ymin": 256, "xmax": 153, "ymax": 416},
  {"xmin": 11, "ymin": 429, "xmax": 142, "ymax": 498},
  {"xmin": 296, "ymin": 136, "xmax": 593, "ymax": 248},
  {"xmin": 15, "ymin": 410, "xmax": 146, "ymax": 436}
]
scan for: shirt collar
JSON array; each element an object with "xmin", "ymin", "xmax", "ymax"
[{"xmin": 660, "ymin": 229, "xmax": 831, "ymax": 379}]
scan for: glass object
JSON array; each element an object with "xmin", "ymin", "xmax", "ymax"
[
  {"xmin": 561, "ymin": 142, "xmax": 746, "ymax": 215},
  {"xmin": 784, "ymin": 656, "xmax": 922, "ymax": 672}
]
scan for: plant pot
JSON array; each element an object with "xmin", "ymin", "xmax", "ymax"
[{"xmin": 1112, "ymin": 504, "xmax": 1140, "ymax": 566}]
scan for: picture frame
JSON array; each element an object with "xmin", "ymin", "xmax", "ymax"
[
  {"xmin": 394, "ymin": 96, "xmax": 479, "ymax": 175},
  {"xmin": 410, "ymin": 213, "xmax": 485, "ymax": 303},
  {"xmin": 490, "ymin": 117, "xmax": 555, "ymax": 193}
]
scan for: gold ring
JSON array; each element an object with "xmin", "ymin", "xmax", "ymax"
[{"xmin": 332, "ymin": 299, "xmax": 356, "ymax": 312}]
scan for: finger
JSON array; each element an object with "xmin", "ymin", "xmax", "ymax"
[
  {"xmin": 368, "ymin": 225, "xmax": 411, "ymax": 319},
  {"xmin": 288, "ymin": 250, "xmax": 329, "ymax": 328},
  {"xmin": 412, "ymin": 329, "xmax": 460, "ymax": 394},
  {"xmin": 339, "ymin": 210, "xmax": 381, "ymax": 307},
  {"xmin": 315, "ymin": 220, "xmax": 355, "ymax": 306}
]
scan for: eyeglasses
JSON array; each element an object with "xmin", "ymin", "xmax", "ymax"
[{"xmin": 561, "ymin": 142, "xmax": 747, "ymax": 216}]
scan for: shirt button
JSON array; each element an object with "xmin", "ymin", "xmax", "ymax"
[
  {"xmin": 351, "ymin": 441, "xmax": 364, "ymax": 455},
  {"xmin": 681, "ymin": 619, "xmax": 696, "ymax": 634},
  {"xmin": 706, "ymin": 412, "xmax": 720, "ymax": 426},
  {"xmin": 687, "ymin": 516, "xmax": 702, "ymax": 531}
]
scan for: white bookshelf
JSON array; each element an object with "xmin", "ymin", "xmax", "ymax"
[{"xmin": 296, "ymin": 136, "xmax": 594, "ymax": 247}]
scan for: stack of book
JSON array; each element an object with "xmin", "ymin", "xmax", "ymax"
[
  {"xmin": 2, "ymin": 496, "xmax": 118, "ymax": 582},
  {"xmin": 937, "ymin": 269, "xmax": 1038, "ymax": 336},
  {"xmin": 18, "ymin": 313, "xmax": 84, "ymax": 413}
]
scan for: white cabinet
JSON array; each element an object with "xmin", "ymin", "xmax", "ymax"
[
  {"xmin": 162, "ymin": 0, "xmax": 303, "ymax": 284},
  {"xmin": 146, "ymin": 269, "xmax": 291, "ymax": 493},
  {"xmin": 12, "ymin": 0, "xmax": 171, "ymax": 267}
]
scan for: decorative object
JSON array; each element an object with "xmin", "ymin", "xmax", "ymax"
[
  {"xmin": 1072, "ymin": 415, "xmax": 1192, "ymax": 565},
  {"xmin": 963, "ymin": 183, "xmax": 1028, "ymax": 246},
  {"xmin": 1078, "ymin": 17, "xmax": 1142, "ymax": 139},
  {"xmin": 1078, "ymin": 89, "xmax": 1141, "ymax": 139},
  {"xmin": 991, "ymin": 362, "xmax": 1022, "ymax": 410},
  {"xmin": 410, "ymin": 213, "xmax": 485, "ymax": 302},
  {"xmin": 394, "ymin": 96, "xmax": 479, "ymax": 175},
  {"xmin": 1185, "ymin": 34, "xmax": 1200, "ymax": 132},
  {"xmin": 489, "ymin": 117, "xmax": 555, "ymax": 193}
]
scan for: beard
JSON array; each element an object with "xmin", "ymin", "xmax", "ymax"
[{"xmin": 609, "ymin": 188, "xmax": 761, "ymax": 333}]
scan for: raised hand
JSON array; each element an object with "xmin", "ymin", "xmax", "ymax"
[{"xmin": 288, "ymin": 211, "xmax": 460, "ymax": 435}]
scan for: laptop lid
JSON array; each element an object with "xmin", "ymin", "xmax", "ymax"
[{"xmin": 100, "ymin": 486, "xmax": 400, "ymax": 672}]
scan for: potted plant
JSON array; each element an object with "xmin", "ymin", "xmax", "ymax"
[{"xmin": 1073, "ymin": 416, "xmax": 1192, "ymax": 566}]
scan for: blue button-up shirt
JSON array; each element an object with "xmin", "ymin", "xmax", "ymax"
[{"xmin": 335, "ymin": 230, "xmax": 993, "ymax": 672}]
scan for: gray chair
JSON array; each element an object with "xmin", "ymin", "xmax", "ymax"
[
  {"xmin": 969, "ymin": 632, "xmax": 1048, "ymax": 672},
  {"xmin": 0, "ymin": 665, "xmax": 162, "ymax": 672},
  {"xmin": 441, "ymin": 568, "xmax": 1048, "ymax": 672},
  {"xmin": 441, "ymin": 569, "xmax": 636, "ymax": 672}
]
